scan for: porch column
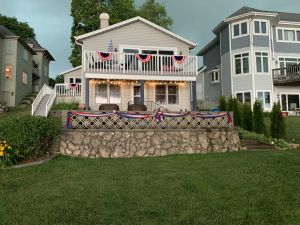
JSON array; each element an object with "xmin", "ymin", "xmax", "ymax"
[
  {"xmin": 191, "ymin": 81, "xmax": 197, "ymax": 111},
  {"xmin": 85, "ymin": 78, "xmax": 90, "ymax": 111},
  {"xmin": 140, "ymin": 80, "xmax": 145, "ymax": 105}
]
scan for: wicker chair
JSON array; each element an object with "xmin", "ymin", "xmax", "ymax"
[
  {"xmin": 99, "ymin": 104, "xmax": 119, "ymax": 111},
  {"xmin": 127, "ymin": 104, "xmax": 147, "ymax": 112}
]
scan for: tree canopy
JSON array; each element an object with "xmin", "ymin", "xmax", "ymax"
[
  {"xmin": 0, "ymin": 14, "xmax": 35, "ymax": 39},
  {"xmin": 69, "ymin": 0, "xmax": 173, "ymax": 67}
]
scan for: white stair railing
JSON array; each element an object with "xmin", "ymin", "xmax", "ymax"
[
  {"xmin": 45, "ymin": 88, "xmax": 57, "ymax": 117},
  {"xmin": 31, "ymin": 84, "xmax": 53, "ymax": 116}
]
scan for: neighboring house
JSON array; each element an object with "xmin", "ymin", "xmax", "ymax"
[
  {"xmin": 198, "ymin": 6, "xmax": 300, "ymax": 112},
  {"xmin": 35, "ymin": 13, "xmax": 198, "ymax": 116},
  {"xmin": 0, "ymin": 25, "xmax": 54, "ymax": 107}
]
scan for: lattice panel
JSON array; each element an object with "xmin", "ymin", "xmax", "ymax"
[{"xmin": 68, "ymin": 112, "xmax": 232, "ymax": 129}]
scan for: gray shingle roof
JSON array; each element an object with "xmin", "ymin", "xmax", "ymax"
[
  {"xmin": 0, "ymin": 25, "xmax": 18, "ymax": 37},
  {"xmin": 25, "ymin": 38, "xmax": 45, "ymax": 50}
]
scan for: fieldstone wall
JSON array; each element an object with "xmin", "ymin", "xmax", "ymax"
[{"xmin": 59, "ymin": 129, "xmax": 240, "ymax": 158}]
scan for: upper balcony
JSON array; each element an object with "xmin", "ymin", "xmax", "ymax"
[
  {"xmin": 83, "ymin": 51, "xmax": 198, "ymax": 78},
  {"xmin": 272, "ymin": 65, "xmax": 300, "ymax": 86}
]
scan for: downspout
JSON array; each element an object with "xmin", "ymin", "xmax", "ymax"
[
  {"xmin": 250, "ymin": 17, "xmax": 256, "ymax": 107},
  {"xmin": 75, "ymin": 39, "xmax": 85, "ymax": 105}
]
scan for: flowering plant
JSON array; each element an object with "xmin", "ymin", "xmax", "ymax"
[{"xmin": 0, "ymin": 140, "xmax": 18, "ymax": 168}]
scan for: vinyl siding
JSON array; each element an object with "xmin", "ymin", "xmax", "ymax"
[
  {"xmin": 273, "ymin": 28, "xmax": 300, "ymax": 53},
  {"xmin": 63, "ymin": 68, "xmax": 82, "ymax": 84},
  {"xmin": 220, "ymin": 26, "xmax": 230, "ymax": 54},
  {"xmin": 231, "ymin": 35, "xmax": 250, "ymax": 50},
  {"xmin": 82, "ymin": 21, "xmax": 190, "ymax": 55},
  {"xmin": 253, "ymin": 35, "xmax": 269, "ymax": 47},
  {"xmin": 32, "ymin": 52, "xmax": 50, "ymax": 91}
]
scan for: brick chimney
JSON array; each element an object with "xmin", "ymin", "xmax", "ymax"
[{"xmin": 100, "ymin": 13, "xmax": 110, "ymax": 29}]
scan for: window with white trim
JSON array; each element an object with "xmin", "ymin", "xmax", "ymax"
[
  {"xmin": 22, "ymin": 72, "xmax": 28, "ymax": 85},
  {"xmin": 232, "ymin": 21, "xmax": 248, "ymax": 38},
  {"xmin": 257, "ymin": 91, "xmax": 271, "ymax": 109},
  {"xmin": 279, "ymin": 57, "xmax": 300, "ymax": 68},
  {"xmin": 69, "ymin": 78, "xmax": 82, "ymax": 84},
  {"xmin": 255, "ymin": 52, "xmax": 269, "ymax": 73},
  {"xmin": 210, "ymin": 70, "xmax": 220, "ymax": 84},
  {"xmin": 155, "ymin": 85, "xmax": 178, "ymax": 105},
  {"xmin": 236, "ymin": 92, "xmax": 251, "ymax": 104},
  {"xmin": 234, "ymin": 52, "xmax": 250, "ymax": 75},
  {"xmin": 254, "ymin": 20, "xmax": 267, "ymax": 35},
  {"xmin": 95, "ymin": 83, "xmax": 121, "ymax": 104},
  {"xmin": 277, "ymin": 28, "xmax": 300, "ymax": 42},
  {"xmin": 5, "ymin": 65, "xmax": 12, "ymax": 79}
]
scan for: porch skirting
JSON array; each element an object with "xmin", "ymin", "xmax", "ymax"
[{"xmin": 58, "ymin": 129, "xmax": 240, "ymax": 158}]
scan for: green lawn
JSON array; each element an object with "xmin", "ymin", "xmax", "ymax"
[
  {"xmin": 265, "ymin": 116, "xmax": 300, "ymax": 144},
  {"xmin": 1, "ymin": 152, "xmax": 300, "ymax": 225},
  {"xmin": 0, "ymin": 108, "xmax": 30, "ymax": 122}
]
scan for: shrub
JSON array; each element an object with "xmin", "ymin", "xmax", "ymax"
[
  {"xmin": 253, "ymin": 100, "xmax": 266, "ymax": 134},
  {"xmin": 233, "ymin": 98, "xmax": 242, "ymax": 127},
  {"xmin": 52, "ymin": 102, "xmax": 79, "ymax": 110},
  {"xmin": 227, "ymin": 95, "xmax": 234, "ymax": 111},
  {"xmin": 219, "ymin": 96, "xmax": 227, "ymax": 111},
  {"xmin": 241, "ymin": 103, "xmax": 253, "ymax": 131},
  {"xmin": 0, "ymin": 116, "xmax": 59, "ymax": 165},
  {"xmin": 270, "ymin": 102, "xmax": 286, "ymax": 139}
]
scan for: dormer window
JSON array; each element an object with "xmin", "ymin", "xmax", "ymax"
[{"xmin": 232, "ymin": 20, "xmax": 248, "ymax": 38}]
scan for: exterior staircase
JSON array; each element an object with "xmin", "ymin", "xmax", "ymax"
[
  {"xmin": 33, "ymin": 94, "xmax": 51, "ymax": 116},
  {"xmin": 19, "ymin": 92, "xmax": 38, "ymax": 108}
]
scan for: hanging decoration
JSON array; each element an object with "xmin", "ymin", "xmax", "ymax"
[
  {"xmin": 107, "ymin": 39, "xmax": 114, "ymax": 52},
  {"xmin": 97, "ymin": 51, "xmax": 113, "ymax": 61},
  {"xmin": 68, "ymin": 83, "xmax": 79, "ymax": 89},
  {"xmin": 136, "ymin": 54, "xmax": 152, "ymax": 63},
  {"xmin": 172, "ymin": 55, "xmax": 186, "ymax": 64}
]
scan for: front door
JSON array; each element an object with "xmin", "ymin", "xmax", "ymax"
[{"xmin": 133, "ymin": 86, "xmax": 141, "ymax": 104}]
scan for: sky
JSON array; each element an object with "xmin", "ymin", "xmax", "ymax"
[{"xmin": 1, "ymin": 0, "xmax": 300, "ymax": 78}]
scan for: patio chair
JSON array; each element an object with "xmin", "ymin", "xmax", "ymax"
[
  {"xmin": 127, "ymin": 104, "xmax": 147, "ymax": 112},
  {"xmin": 99, "ymin": 104, "xmax": 119, "ymax": 111}
]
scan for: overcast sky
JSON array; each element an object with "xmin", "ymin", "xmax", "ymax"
[{"xmin": 1, "ymin": 0, "xmax": 300, "ymax": 78}]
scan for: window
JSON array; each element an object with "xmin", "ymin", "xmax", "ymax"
[
  {"xmin": 277, "ymin": 28, "xmax": 300, "ymax": 42},
  {"xmin": 95, "ymin": 83, "xmax": 121, "ymax": 104},
  {"xmin": 257, "ymin": 91, "xmax": 271, "ymax": 109},
  {"xmin": 254, "ymin": 20, "xmax": 267, "ymax": 35},
  {"xmin": 234, "ymin": 52, "xmax": 250, "ymax": 75},
  {"xmin": 279, "ymin": 57, "xmax": 300, "ymax": 68},
  {"xmin": 69, "ymin": 78, "xmax": 82, "ymax": 84},
  {"xmin": 5, "ymin": 66, "xmax": 12, "ymax": 79},
  {"xmin": 255, "ymin": 52, "xmax": 269, "ymax": 73},
  {"xmin": 155, "ymin": 85, "xmax": 178, "ymax": 105},
  {"xmin": 22, "ymin": 72, "xmax": 28, "ymax": 84},
  {"xmin": 232, "ymin": 21, "xmax": 248, "ymax": 38},
  {"xmin": 23, "ymin": 48, "xmax": 28, "ymax": 61},
  {"xmin": 210, "ymin": 70, "xmax": 220, "ymax": 84},
  {"xmin": 236, "ymin": 92, "xmax": 251, "ymax": 104}
]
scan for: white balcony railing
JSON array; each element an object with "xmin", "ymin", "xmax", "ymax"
[
  {"xmin": 84, "ymin": 51, "xmax": 197, "ymax": 76},
  {"xmin": 55, "ymin": 83, "xmax": 82, "ymax": 97}
]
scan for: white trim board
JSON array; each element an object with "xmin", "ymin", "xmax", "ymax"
[
  {"xmin": 75, "ymin": 16, "xmax": 197, "ymax": 48},
  {"xmin": 60, "ymin": 66, "xmax": 82, "ymax": 76}
]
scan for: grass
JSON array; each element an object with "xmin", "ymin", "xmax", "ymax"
[
  {"xmin": 0, "ymin": 108, "xmax": 30, "ymax": 122},
  {"xmin": 1, "ymin": 151, "xmax": 300, "ymax": 225},
  {"xmin": 265, "ymin": 116, "xmax": 300, "ymax": 144}
]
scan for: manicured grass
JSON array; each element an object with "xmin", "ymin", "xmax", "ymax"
[
  {"xmin": 0, "ymin": 108, "xmax": 30, "ymax": 122},
  {"xmin": 1, "ymin": 151, "xmax": 300, "ymax": 225},
  {"xmin": 265, "ymin": 116, "xmax": 300, "ymax": 144}
]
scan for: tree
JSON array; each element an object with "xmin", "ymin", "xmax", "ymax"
[
  {"xmin": 233, "ymin": 98, "xmax": 242, "ymax": 127},
  {"xmin": 227, "ymin": 95, "xmax": 234, "ymax": 111},
  {"xmin": 219, "ymin": 96, "xmax": 227, "ymax": 111},
  {"xmin": 253, "ymin": 100, "xmax": 265, "ymax": 134},
  {"xmin": 270, "ymin": 102, "xmax": 286, "ymax": 139},
  {"xmin": 0, "ymin": 14, "xmax": 35, "ymax": 39},
  {"xmin": 242, "ymin": 103, "xmax": 253, "ymax": 131},
  {"xmin": 69, "ymin": 0, "xmax": 173, "ymax": 67},
  {"xmin": 137, "ymin": 0, "xmax": 173, "ymax": 30},
  {"xmin": 49, "ymin": 75, "xmax": 64, "ymax": 88}
]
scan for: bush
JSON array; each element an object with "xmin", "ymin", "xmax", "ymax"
[
  {"xmin": 253, "ymin": 100, "xmax": 266, "ymax": 134},
  {"xmin": 238, "ymin": 128, "xmax": 290, "ymax": 150},
  {"xmin": 0, "ymin": 116, "xmax": 59, "ymax": 166},
  {"xmin": 219, "ymin": 96, "xmax": 227, "ymax": 111},
  {"xmin": 227, "ymin": 95, "xmax": 234, "ymax": 111},
  {"xmin": 233, "ymin": 98, "xmax": 242, "ymax": 127},
  {"xmin": 52, "ymin": 102, "xmax": 79, "ymax": 110},
  {"xmin": 241, "ymin": 103, "xmax": 253, "ymax": 131},
  {"xmin": 270, "ymin": 102, "xmax": 286, "ymax": 139}
]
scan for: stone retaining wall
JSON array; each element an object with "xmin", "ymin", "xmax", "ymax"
[{"xmin": 59, "ymin": 129, "xmax": 240, "ymax": 158}]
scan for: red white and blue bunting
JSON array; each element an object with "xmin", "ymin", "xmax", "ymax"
[
  {"xmin": 97, "ymin": 51, "xmax": 113, "ymax": 61},
  {"xmin": 66, "ymin": 111, "xmax": 232, "ymax": 128},
  {"xmin": 136, "ymin": 54, "xmax": 152, "ymax": 63},
  {"xmin": 68, "ymin": 83, "xmax": 79, "ymax": 89},
  {"xmin": 172, "ymin": 55, "xmax": 186, "ymax": 64}
]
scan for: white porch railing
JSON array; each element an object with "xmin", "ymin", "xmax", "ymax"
[
  {"xmin": 84, "ymin": 51, "xmax": 198, "ymax": 76},
  {"xmin": 31, "ymin": 84, "xmax": 53, "ymax": 116},
  {"xmin": 45, "ymin": 88, "xmax": 57, "ymax": 117},
  {"xmin": 56, "ymin": 83, "xmax": 82, "ymax": 97}
]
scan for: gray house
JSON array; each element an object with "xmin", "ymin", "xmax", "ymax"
[
  {"xmin": 198, "ymin": 6, "xmax": 300, "ymax": 112},
  {"xmin": 0, "ymin": 25, "xmax": 54, "ymax": 107}
]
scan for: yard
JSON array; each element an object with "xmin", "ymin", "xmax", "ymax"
[
  {"xmin": 1, "ymin": 151, "xmax": 300, "ymax": 225},
  {"xmin": 0, "ymin": 108, "xmax": 30, "ymax": 122}
]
